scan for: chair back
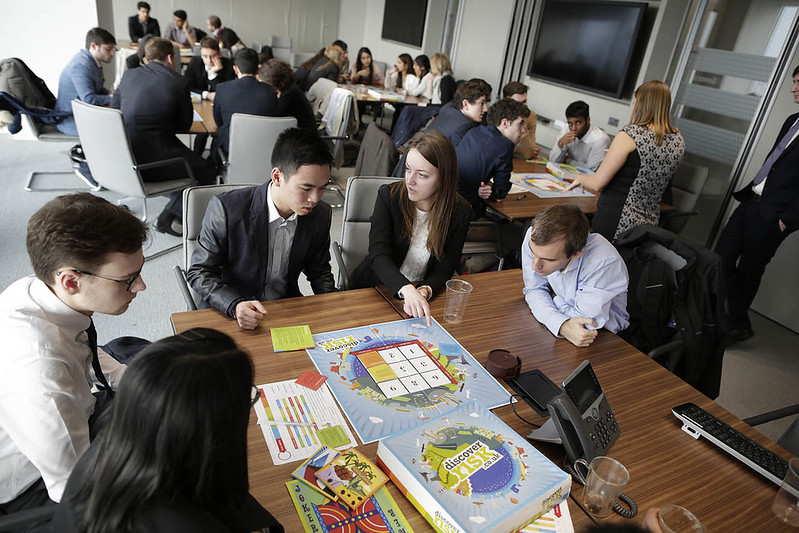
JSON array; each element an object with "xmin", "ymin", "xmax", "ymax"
[
  {"xmin": 308, "ymin": 77, "xmax": 338, "ymax": 116},
  {"xmin": 292, "ymin": 51, "xmax": 317, "ymax": 68},
  {"xmin": 322, "ymin": 88, "xmax": 355, "ymax": 164},
  {"xmin": 662, "ymin": 160, "xmax": 708, "ymax": 234},
  {"xmin": 337, "ymin": 176, "xmax": 401, "ymax": 287},
  {"xmin": 71, "ymin": 99, "xmax": 146, "ymax": 197},
  {"xmin": 250, "ymin": 41, "xmax": 264, "ymax": 52},
  {"xmin": 270, "ymin": 35, "xmax": 292, "ymax": 49},
  {"xmin": 226, "ymin": 114, "xmax": 297, "ymax": 185}
]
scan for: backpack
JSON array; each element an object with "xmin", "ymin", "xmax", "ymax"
[{"xmin": 0, "ymin": 57, "xmax": 56, "ymax": 109}]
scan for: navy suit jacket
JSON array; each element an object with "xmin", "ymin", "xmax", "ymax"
[
  {"xmin": 183, "ymin": 56, "xmax": 235, "ymax": 94},
  {"xmin": 277, "ymin": 85, "xmax": 317, "ymax": 133},
  {"xmin": 427, "ymin": 102, "xmax": 477, "ymax": 148},
  {"xmin": 456, "ymin": 125, "xmax": 514, "ymax": 218},
  {"xmin": 211, "ymin": 76, "xmax": 279, "ymax": 155},
  {"xmin": 186, "ymin": 182, "xmax": 336, "ymax": 316},
  {"xmin": 735, "ymin": 112, "xmax": 799, "ymax": 232}
]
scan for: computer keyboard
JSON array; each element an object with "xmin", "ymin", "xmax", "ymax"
[{"xmin": 672, "ymin": 402, "xmax": 788, "ymax": 486}]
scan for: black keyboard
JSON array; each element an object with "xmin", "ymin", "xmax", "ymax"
[{"xmin": 672, "ymin": 402, "xmax": 788, "ymax": 486}]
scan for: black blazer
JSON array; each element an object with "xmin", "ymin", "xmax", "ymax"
[
  {"xmin": 183, "ymin": 56, "xmax": 235, "ymax": 94},
  {"xmin": 211, "ymin": 76, "xmax": 279, "ymax": 155},
  {"xmin": 428, "ymin": 102, "xmax": 477, "ymax": 148},
  {"xmin": 351, "ymin": 184, "xmax": 471, "ymax": 297},
  {"xmin": 734, "ymin": 112, "xmax": 799, "ymax": 232},
  {"xmin": 125, "ymin": 54, "xmax": 142, "ymax": 71},
  {"xmin": 128, "ymin": 15, "xmax": 160, "ymax": 42},
  {"xmin": 277, "ymin": 85, "xmax": 317, "ymax": 133},
  {"xmin": 187, "ymin": 182, "xmax": 336, "ymax": 316}
]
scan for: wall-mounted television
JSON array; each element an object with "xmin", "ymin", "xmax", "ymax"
[{"xmin": 527, "ymin": 0, "xmax": 647, "ymax": 99}]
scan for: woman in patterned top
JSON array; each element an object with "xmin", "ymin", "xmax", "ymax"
[{"xmin": 565, "ymin": 81, "xmax": 685, "ymax": 241}]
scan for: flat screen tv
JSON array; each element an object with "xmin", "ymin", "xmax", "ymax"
[{"xmin": 527, "ymin": 0, "xmax": 647, "ymax": 99}]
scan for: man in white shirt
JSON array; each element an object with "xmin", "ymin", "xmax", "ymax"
[
  {"xmin": 522, "ymin": 205, "xmax": 629, "ymax": 347},
  {"xmin": 548, "ymin": 100, "xmax": 610, "ymax": 171},
  {"xmin": 0, "ymin": 193, "xmax": 148, "ymax": 514}
]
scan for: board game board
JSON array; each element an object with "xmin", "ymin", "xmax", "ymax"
[{"xmin": 305, "ymin": 318, "xmax": 510, "ymax": 443}]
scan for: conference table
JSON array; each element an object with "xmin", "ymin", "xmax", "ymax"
[
  {"xmin": 170, "ymin": 270, "xmax": 791, "ymax": 531},
  {"xmin": 191, "ymin": 100, "xmax": 216, "ymax": 135}
]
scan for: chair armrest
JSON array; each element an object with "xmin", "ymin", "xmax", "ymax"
[
  {"xmin": 135, "ymin": 157, "xmax": 196, "ymax": 182},
  {"xmin": 217, "ymin": 146, "xmax": 229, "ymax": 169},
  {"xmin": 743, "ymin": 404, "xmax": 799, "ymax": 427},
  {"xmin": 330, "ymin": 241, "xmax": 348, "ymax": 290},
  {"xmin": 647, "ymin": 337, "xmax": 684, "ymax": 371},
  {"xmin": 172, "ymin": 265, "xmax": 198, "ymax": 311}
]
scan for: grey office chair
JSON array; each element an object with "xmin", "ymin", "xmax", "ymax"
[
  {"xmin": 308, "ymin": 78, "xmax": 338, "ymax": 117},
  {"xmin": 331, "ymin": 176, "xmax": 401, "ymax": 289},
  {"xmin": 270, "ymin": 35, "xmax": 292, "ymax": 63},
  {"xmin": 660, "ymin": 160, "xmax": 709, "ymax": 234},
  {"xmin": 744, "ymin": 406, "xmax": 799, "ymax": 457},
  {"xmin": 292, "ymin": 51, "xmax": 317, "ymax": 68},
  {"xmin": 222, "ymin": 114, "xmax": 297, "ymax": 185},
  {"xmin": 71, "ymin": 100, "xmax": 194, "ymax": 221},
  {"xmin": 173, "ymin": 183, "xmax": 254, "ymax": 311},
  {"xmin": 461, "ymin": 221, "xmax": 506, "ymax": 273}
]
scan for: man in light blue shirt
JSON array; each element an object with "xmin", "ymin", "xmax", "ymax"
[{"xmin": 522, "ymin": 205, "xmax": 629, "ymax": 347}]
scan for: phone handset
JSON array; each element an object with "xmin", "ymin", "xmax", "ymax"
[{"xmin": 547, "ymin": 392, "xmax": 596, "ymax": 465}]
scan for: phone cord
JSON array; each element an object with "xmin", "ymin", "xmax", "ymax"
[{"xmin": 563, "ymin": 459, "xmax": 638, "ymax": 519}]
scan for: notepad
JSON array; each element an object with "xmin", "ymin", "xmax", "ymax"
[{"xmin": 270, "ymin": 325, "xmax": 314, "ymax": 352}]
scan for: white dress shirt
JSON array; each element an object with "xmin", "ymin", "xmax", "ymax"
[
  {"xmin": 548, "ymin": 124, "xmax": 611, "ymax": 171},
  {"xmin": 0, "ymin": 276, "xmax": 125, "ymax": 503}
]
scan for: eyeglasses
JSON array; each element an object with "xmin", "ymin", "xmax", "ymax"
[
  {"xmin": 60, "ymin": 265, "xmax": 143, "ymax": 292},
  {"xmin": 250, "ymin": 386, "xmax": 261, "ymax": 407}
]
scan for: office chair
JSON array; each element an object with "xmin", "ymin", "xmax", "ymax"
[
  {"xmin": 744, "ymin": 406, "xmax": 799, "ymax": 457},
  {"xmin": 331, "ymin": 176, "xmax": 401, "ymax": 289},
  {"xmin": 354, "ymin": 122, "xmax": 398, "ymax": 177},
  {"xmin": 220, "ymin": 114, "xmax": 296, "ymax": 185},
  {"xmin": 660, "ymin": 160, "xmax": 709, "ymax": 234},
  {"xmin": 173, "ymin": 183, "xmax": 254, "ymax": 311},
  {"xmin": 71, "ymin": 100, "xmax": 195, "ymax": 222},
  {"xmin": 320, "ymin": 88, "xmax": 359, "ymax": 206},
  {"xmin": 270, "ymin": 35, "xmax": 293, "ymax": 64},
  {"xmin": 308, "ymin": 77, "xmax": 338, "ymax": 117}
]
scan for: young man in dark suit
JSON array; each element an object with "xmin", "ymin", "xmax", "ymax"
[
  {"xmin": 716, "ymin": 65, "xmax": 799, "ymax": 344},
  {"xmin": 187, "ymin": 128, "xmax": 336, "ymax": 330},
  {"xmin": 210, "ymin": 48, "xmax": 278, "ymax": 166},
  {"xmin": 428, "ymin": 78, "xmax": 491, "ymax": 148},
  {"xmin": 112, "ymin": 37, "xmax": 216, "ymax": 235},
  {"xmin": 128, "ymin": 1, "xmax": 160, "ymax": 42}
]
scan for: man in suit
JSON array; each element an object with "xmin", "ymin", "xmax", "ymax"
[
  {"xmin": 54, "ymin": 27, "xmax": 116, "ymax": 136},
  {"xmin": 716, "ymin": 65, "xmax": 799, "ymax": 344},
  {"xmin": 112, "ymin": 38, "xmax": 215, "ymax": 235},
  {"xmin": 128, "ymin": 1, "xmax": 160, "ymax": 42},
  {"xmin": 428, "ymin": 78, "xmax": 491, "ymax": 148},
  {"xmin": 210, "ymin": 48, "xmax": 278, "ymax": 167},
  {"xmin": 187, "ymin": 128, "xmax": 336, "ymax": 330}
]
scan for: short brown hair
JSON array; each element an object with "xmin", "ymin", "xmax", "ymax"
[
  {"xmin": 26, "ymin": 193, "xmax": 149, "ymax": 285},
  {"xmin": 530, "ymin": 205, "xmax": 589, "ymax": 258},
  {"xmin": 454, "ymin": 79, "xmax": 492, "ymax": 110},
  {"xmin": 145, "ymin": 37, "xmax": 175, "ymax": 62},
  {"xmin": 258, "ymin": 59, "xmax": 294, "ymax": 91},
  {"xmin": 502, "ymin": 81, "xmax": 528, "ymax": 99},
  {"xmin": 486, "ymin": 98, "xmax": 530, "ymax": 127},
  {"xmin": 200, "ymin": 36, "xmax": 220, "ymax": 52},
  {"xmin": 85, "ymin": 27, "xmax": 116, "ymax": 49}
]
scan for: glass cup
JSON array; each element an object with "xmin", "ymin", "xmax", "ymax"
[
  {"xmin": 773, "ymin": 457, "xmax": 799, "ymax": 526},
  {"xmin": 657, "ymin": 504, "xmax": 706, "ymax": 532},
  {"xmin": 582, "ymin": 456, "xmax": 629, "ymax": 518},
  {"xmin": 443, "ymin": 280, "xmax": 473, "ymax": 324}
]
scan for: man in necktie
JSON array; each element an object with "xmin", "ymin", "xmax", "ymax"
[
  {"xmin": 716, "ymin": 65, "xmax": 799, "ymax": 345},
  {"xmin": 0, "ymin": 193, "xmax": 147, "ymax": 514}
]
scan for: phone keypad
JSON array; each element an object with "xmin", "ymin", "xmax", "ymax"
[{"xmin": 589, "ymin": 411, "xmax": 619, "ymax": 449}]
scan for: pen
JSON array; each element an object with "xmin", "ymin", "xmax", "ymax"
[{"xmin": 516, "ymin": 194, "xmax": 527, "ymax": 200}]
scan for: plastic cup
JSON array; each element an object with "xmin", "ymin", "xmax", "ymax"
[
  {"xmin": 657, "ymin": 504, "xmax": 706, "ymax": 532},
  {"xmin": 773, "ymin": 457, "xmax": 799, "ymax": 526},
  {"xmin": 443, "ymin": 280, "xmax": 473, "ymax": 324},
  {"xmin": 582, "ymin": 456, "xmax": 629, "ymax": 518}
]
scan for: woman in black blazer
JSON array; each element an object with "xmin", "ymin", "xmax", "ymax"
[{"xmin": 352, "ymin": 131, "xmax": 471, "ymax": 324}]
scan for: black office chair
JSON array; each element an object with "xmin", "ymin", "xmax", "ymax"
[
  {"xmin": 744, "ymin": 406, "xmax": 799, "ymax": 457},
  {"xmin": 0, "ymin": 504, "xmax": 55, "ymax": 532}
]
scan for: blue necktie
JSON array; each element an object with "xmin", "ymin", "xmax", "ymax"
[{"xmin": 753, "ymin": 118, "xmax": 799, "ymax": 185}]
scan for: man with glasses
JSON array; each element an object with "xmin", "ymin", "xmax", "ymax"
[
  {"xmin": 0, "ymin": 193, "xmax": 148, "ymax": 514},
  {"xmin": 55, "ymin": 27, "xmax": 117, "ymax": 136}
]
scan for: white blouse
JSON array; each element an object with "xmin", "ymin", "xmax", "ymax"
[{"xmin": 399, "ymin": 209, "xmax": 431, "ymax": 283}]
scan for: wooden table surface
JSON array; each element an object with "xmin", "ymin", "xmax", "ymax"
[
  {"xmin": 191, "ymin": 100, "xmax": 216, "ymax": 135},
  {"xmin": 171, "ymin": 272, "xmax": 790, "ymax": 531}
]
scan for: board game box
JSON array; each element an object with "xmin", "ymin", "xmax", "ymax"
[
  {"xmin": 376, "ymin": 401, "xmax": 570, "ymax": 533},
  {"xmin": 304, "ymin": 318, "xmax": 510, "ymax": 443}
]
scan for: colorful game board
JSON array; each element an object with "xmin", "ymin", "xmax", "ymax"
[{"xmin": 304, "ymin": 318, "xmax": 510, "ymax": 443}]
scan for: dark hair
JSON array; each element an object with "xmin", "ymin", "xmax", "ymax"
[
  {"xmin": 219, "ymin": 28, "xmax": 240, "ymax": 50},
  {"xmin": 332, "ymin": 39, "xmax": 348, "ymax": 51},
  {"xmin": 393, "ymin": 131, "xmax": 460, "ymax": 259},
  {"xmin": 530, "ymin": 205, "xmax": 589, "ymax": 257},
  {"xmin": 414, "ymin": 54, "xmax": 431, "ymax": 76},
  {"xmin": 70, "ymin": 328, "xmax": 253, "ymax": 533},
  {"xmin": 85, "ymin": 27, "xmax": 116, "ymax": 49},
  {"xmin": 233, "ymin": 48, "xmax": 259, "ymax": 74},
  {"xmin": 136, "ymin": 33, "xmax": 155, "ymax": 61},
  {"xmin": 199, "ymin": 35, "xmax": 219, "ymax": 52},
  {"xmin": 354, "ymin": 47, "xmax": 374, "ymax": 83},
  {"xmin": 396, "ymin": 53, "xmax": 413, "ymax": 89},
  {"xmin": 137, "ymin": 2, "xmax": 150, "ymax": 11},
  {"xmin": 26, "ymin": 193, "xmax": 148, "ymax": 286},
  {"xmin": 259, "ymin": 58, "xmax": 293, "ymax": 91},
  {"xmin": 502, "ymin": 81, "xmax": 528, "ymax": 99},
  {"xmin": 299, "ymin": 48, "xmax": 326, "ymax": 72},
  {"xmin": 207, "ymin": 15, "xmax": 221, "ymax": 29},
  {"xmin": 486, "ymin": 98, "xmax": 530, "ymax": 127},
  {"xmin": 145, "ymin": 37, "xmax": 175, "ymax": 62},
  {"xmin": 272, "ymin": 128, "xmax": 333, "ymax": 178},
  {"xmin": 793, "ymin": 64, "xmax": 799, "ymax": 77},
  {"xmin": 259, "ymin": 45, "xmax": 274, "ymax": 62},
  {"xmin": 454, "ymin": 78, "xmax": 492, "ymax": 110},
  {"xmin": 173, "ymin": 9, "xmax": 187, "ymax": 20},
  {"xmin": 565, "ymin": 100, "xmax": 590, "ymax": 119}
]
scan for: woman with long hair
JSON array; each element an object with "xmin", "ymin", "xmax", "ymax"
[
  {"xmin": 304, "ymin": 44, "xmax": 345, "ymax": 91},
  {"xmin": 52, "ymin": 328, "xmax": 281, "ymax": 533},
  {"xmin": 403, "ymin": 54, "xmax": 432, "ymax": 97},
  {"xmin": 566, "ymin": 80, "xmax": 685, "ymax": 241},
  {"xmin": 350, "ymin": 46, "xmax": 384, "ymax": 86},
  {"xmin": 351, "ymin": 132, "xmax": 471, "ymax": 324},
  {"xmin": 429, "ymin": 53, "xmax": 455, "ymax": 105},
  {"xmin": 385, "ymin": 53, "xmax": 414, "ymax": 91}
]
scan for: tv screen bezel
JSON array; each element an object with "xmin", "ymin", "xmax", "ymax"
[{"xmin": 526, "ymin": 0, "xmax": 647, "ymax": 99}]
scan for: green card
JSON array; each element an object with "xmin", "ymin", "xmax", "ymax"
[
  {"xmin": 315, "ymin": 425, "xmax": 350, "ymax": 448},
  {"xmin": 270, "ymin": 325, "xmax": 314, "ymax": 352}
]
